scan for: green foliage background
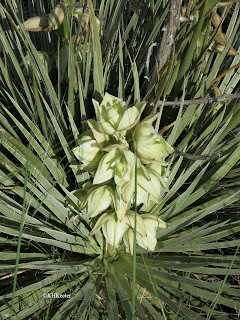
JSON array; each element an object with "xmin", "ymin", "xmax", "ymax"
[{"xmin": 0, "ymin": 0, "xmax": 240, "ymax": 319}]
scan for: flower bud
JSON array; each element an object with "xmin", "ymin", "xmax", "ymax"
[
  {"xmin": 214, "ymin": 30, "xmax": 227, "ymax": 46},
  {"xmin": 73, "ymin": 7, "xmax": 90, "ymax": 32},
  {"xmin": 73, "ymin": 6, "xmax": 103, "ymax": 35},
  {"xmin": 73, "ymin": 136, "xmax": 102, "ymax": 171},
  {"xmin": 211, "ymin": 12, "xmax": 221, "ymax": 28},
  {"xmin": 48, "ymin": 3, "xmax": 67, "ymax": 31},
  {"xmin": 24, "ymin": 16, "xmax": 49, "ymax": 32},
  {"xmin": 214, "ymin": 43, "xmax": 239, "ymax": 56},
  {"xmin": 210, "ymin": 84, "xmax": 222, "ymax": 97}
]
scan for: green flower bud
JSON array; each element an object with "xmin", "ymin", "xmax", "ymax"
[
  {"xmin": 73, "ymin": 135, "xmax": 102, "ymax": 171},
  {"xmin": 38, "ymin": 52, "xmax": 52, "ymax": 72},
  {"xmin": 213, "ymin": 43, "xmax": 239, "ymax": 56},
  {"xmin": 92, "ymin": 93, "xmax": 146, "ymax": 136},
  {"xmin": 73, "ymin": 5, "xmax": 103, "ymax": 35},
  {"xmin": 211, "ymin": 12, "xmax": 222, "ymax": 28},
  {"xmin": 217, "ymin": 0, "xmax": 240, "ymax": 7},
  {"xmin": 24, "ymin": 16, "xmax": 49, "ymax": 32}
]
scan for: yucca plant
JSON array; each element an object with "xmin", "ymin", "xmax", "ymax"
[{"xmin": 0, "ymin": 0, "xmax": 240, "ymax": 319}]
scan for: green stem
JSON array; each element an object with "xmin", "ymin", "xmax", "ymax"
[{"xmin": 132, "ymin": 146, "xmax": 138, "ymax": 319}]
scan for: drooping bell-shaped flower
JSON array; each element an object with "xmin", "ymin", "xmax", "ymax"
[
  {"xmin": 134, "ymin": 114, "xmax": 174, "ymax": 164},
  {"xmin": 123, "ymin": 228, "xmax": 134, "ymax": 255},
  {"xmin": 93, "ymin": 146, "xmax": 136, "ymax": 219},
  {"xmin": 137, "ymin": 167, "xmax": 162, "ymax": 203},
  {"xmin": 136, "ymin": 214, "xmax": 167, "ymax": 251},
  {"xmin": 73, "ymin": 135, "xmax": 102, "ymax": 171},
  {"xmin": 136, "ymin": 184, "xmax": 151, "ymax": 207},
  {"xmin": 93, "ymin": 145, "xmax": 135, "ymax": 188},
  {"xmin": 87, "ymin": 119, "xmax": 110, "ymax": 148},
  {"xmin": 80, "ymin": 185, "xmax": 114, "ymax": 218},
  {"xmin": 90, "ymin": 210, "xmax": 129, "ymax": 248},
  {"xmin": 123, "ymin": 213, "xmax": 167, "ymax": 253},
  {"xmin": 113, "ymin": 187, "xmax": 128, "ymax": 221},
  {"xmin": 146, "ymin": 162, "xmax": 170, "ymax": 191},
  {"xmin": 90, "ymin": 210, "xmax": 147, "ymax": 249},
  {"xmin": 92, "ymin": 93, "xmax": 146, "ymax": 136}
]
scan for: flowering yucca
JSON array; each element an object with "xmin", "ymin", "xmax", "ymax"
[{"xmin": 73, "ymin": 93, "xmax": 173, "ymax": 253}]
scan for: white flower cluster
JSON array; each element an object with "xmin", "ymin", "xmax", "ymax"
[{"xmin": 73, "ymin": 93, "xmax": 174, "ymax": 254}]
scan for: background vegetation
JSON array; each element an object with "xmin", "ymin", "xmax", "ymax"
[{"xmin": 0, "ymin": 0, "xmax": 240, "ymax": 319}]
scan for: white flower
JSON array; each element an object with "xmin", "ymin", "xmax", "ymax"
[
  {"xmin": 87, "ymin": 119, "xmax": 109, "ymax": 148},
  {"xmin": 137, "ymin": 167, "xmax": 161, "ymax": 201},
  {"xmin": 136, "ymin": 184, "xmax": 151, "ymax": 207},
  {"xmin": 92, "ymin": 93, "xmax": 146, "ymax": 136},
  {"xmin": 90, "ymin": 211, "xmax": 129, "ymax": 248},
  {"xmin": 136, "ymin": 214, "xmax": 167, "ymax": 251},
  {"xmin": 123, "ymin": 228, "xmax": 134, "ymax": 255},
  {"xmin": 93, "ymin": 146, "xmax": 135, "ymax": 189},
  {"xmin": 73, "ymin": 135, "xmax": 102, "ymax": 171},
  {"xmin": 134, "ymin": 115, "xmax": 174, "ymax": 164},
  {"xmin": 90, "ymin": 210, "xmax": 147, "ymax": 249},
  {"xmin": 80, "ymin": 186, "xmax": 114, "ymax": 218},
  {"xmin": 124, "ymin": 214, "xmax": 167, "ymax": 253}
]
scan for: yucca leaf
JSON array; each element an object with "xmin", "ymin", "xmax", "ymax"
[
  {"xmin": 105, "ymin": 271, "xmax": 119, "ymax": 320},
  {"xmin": 88, "ymin": 0, "xmax": 104, "ymax": 96}
]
